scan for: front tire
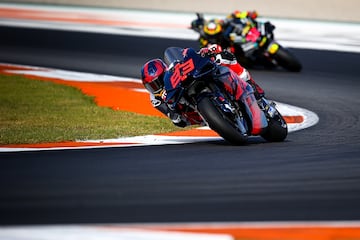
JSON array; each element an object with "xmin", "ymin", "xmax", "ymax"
[{"xmin": 197, "ymin": 96, "xmax": 248, "ymax": 144}]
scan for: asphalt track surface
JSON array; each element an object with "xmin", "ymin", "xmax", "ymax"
[{"xmin": 0, "ymin": 27, "xmax": 360, "ymax": 225}]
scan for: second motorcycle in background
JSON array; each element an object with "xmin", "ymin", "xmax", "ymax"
[{"xmin": 191, "ymin": 10, "xmax": 302, "ymax": 72}]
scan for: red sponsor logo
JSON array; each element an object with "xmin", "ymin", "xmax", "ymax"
[{"xmin": 170, "ymin": 59, "xmax": 195, "ymax": 88}]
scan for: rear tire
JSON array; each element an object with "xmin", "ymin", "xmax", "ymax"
[
  {"xmin": 197, "ymin": 96, "xmax": 248, "ymax": 144},
  {"xmin": 261, "ymin": 113, "xmax": 288, "ymax": 142},
  {"xmin": 273, "ymin": 46, "xmax": 302, "ymax": 72}
]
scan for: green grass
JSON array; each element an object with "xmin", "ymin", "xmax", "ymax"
[{"xmin": 0, "ymin": 74, "xmax": 181, "ymax": 145}]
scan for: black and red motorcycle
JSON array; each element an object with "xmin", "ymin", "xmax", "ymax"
[
  {"xmin": 163, "ymin": 47, "xmax": 288, "ymax": 144},
  {"xmin": 191, "ymin": 13, "xmax": 302, "ymax": 72}
]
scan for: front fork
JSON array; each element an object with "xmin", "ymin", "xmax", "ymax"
[{"xmin": 212, "ymin": 91, "xmax": 249, "ymax": 136}]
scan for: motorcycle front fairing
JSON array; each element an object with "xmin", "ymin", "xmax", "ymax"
[
  {"xmin": 163, "ymin": 47, "xmax": 214, "ymax": 106},
  {"xmin": 162, "ymin": 47, "xmax": 216, "ymax": 125}
]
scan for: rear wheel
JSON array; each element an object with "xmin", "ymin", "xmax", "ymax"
[
  {"xmin": 197, "ymin": 96, "xmax": 248, "ymax": 144},
  {"xmin": 261, "ymin": 112, "xmax": 288, "ymax": 142},
  {"xmin": 273, "ymin": 46, "xmax": 302, "ymax": 72}
]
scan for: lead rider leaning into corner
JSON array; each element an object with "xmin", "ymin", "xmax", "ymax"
[{"xmin": 140, "ymin": 44, "xmax": 270, "ymax": 128}]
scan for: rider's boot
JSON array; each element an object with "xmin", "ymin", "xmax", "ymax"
[{"xmin": 246, "ymin": 78, "xmax": 264, "ymax": 100}]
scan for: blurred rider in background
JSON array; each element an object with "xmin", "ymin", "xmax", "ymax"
[
  {"xmin": 191, "ymin": 10, "xmax": 260, "ymax": 53},
  {"xmin": 140, "ymin": 44, "xmax": 265, "ymax": 128}
]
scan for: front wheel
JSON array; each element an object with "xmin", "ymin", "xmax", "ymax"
[{"xmin": 197, "ymin": 96, "xmax": 248, "ymax": 145}]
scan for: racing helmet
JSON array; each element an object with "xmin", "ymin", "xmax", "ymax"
[
  {"xmin": 229, "ymin": 10, "xmax": 258, "ymax": 21},
  {"xmin": 203, "ymin": 19, "xmax": 223, "ymax": 44},
  {"xmin": 141, "ymin": 59, "xmax": 167, "ymax": 94},
  {"xmin": 230, "ymin": 10, "xmax": 248, "ymax": 19}
]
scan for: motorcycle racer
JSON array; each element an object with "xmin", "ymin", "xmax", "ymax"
[
  {"xmin": 141, "ymin": 44, "xmax": 265, "ymax": 128},
  {"xmin": 191, "ymin": 10, "xmax": 262, "ymax": 55},
  {"xmin": 141, "ymin": 58, "xmax": 189, "ymax": 127},
  {"xmin": 226, "ymin": 10, "xmax": 259, "ymax": 26}
]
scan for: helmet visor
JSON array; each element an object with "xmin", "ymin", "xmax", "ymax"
[{"xmin": 145, "ymin": 75, "xmax": 164, "ymax": 94}]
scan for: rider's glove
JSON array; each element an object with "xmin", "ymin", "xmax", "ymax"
[
  {"xmin": 208, "ymin": 44, "xmax": 222, "ymax": 54},
  {"xmin": 199, "ymin": 47, "xmax": 210, "ymax": 57},
  {"xmin": 199, "ymin": 44, "xmax": 222, "ymax": 57}
]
